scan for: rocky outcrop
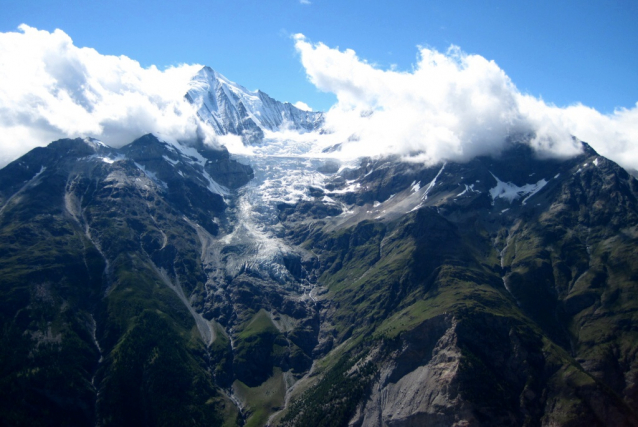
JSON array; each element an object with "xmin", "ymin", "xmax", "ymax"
[{"xmin": 350, "ymin": 315, "xmax": 475, "ymax": 427}]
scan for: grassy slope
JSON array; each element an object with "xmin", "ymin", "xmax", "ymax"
[
  {"xmin": 280, "ymin": 200, "xmax": 638, "ymax": 426},
  {"xmin": 0, "ymin": 173, "xmax": 104, "ymax": 426},
  {"xmin": 497, "ymin": 161, "xmax": 638, "ymax": 411},
  {"xmin": 0, "ymin": 155, "xmax": 228, "ymax": 426},
  {"xmin": 81, "ymin": 162, "xmax": 226, "ymax": 427}
]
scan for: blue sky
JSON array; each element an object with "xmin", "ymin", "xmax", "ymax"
[{"xmin": 2, "ymin": 0, "xmax": 637, "ymax": 113}]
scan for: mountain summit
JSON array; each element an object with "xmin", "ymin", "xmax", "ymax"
[{"xmin": 185, "ymin": 66, "xmax": 324, "ymax": 143}]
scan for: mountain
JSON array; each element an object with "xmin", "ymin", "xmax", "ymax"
[
  {"xmin": 185, "ymin": 67, "xmax": 324, "ymax": 144},
  {"xmin": 1, "ymin": 78, "xmax": 638, "ymax": 425},
  {"xmin": 275, "ymin": 140, "xmax": 638, "ymax": 426},
  {"xmin": 0, "ymin": 135, "xmax": 254, "ymax": 426}
]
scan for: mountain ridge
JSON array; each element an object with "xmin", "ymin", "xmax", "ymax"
[
  {"xmin": 0, "ymin": 78, "xmax": 637, "ymax": 426},
  {"xmin": 185, "ymin": 66, "xmax": 324, "ymax": 144}
]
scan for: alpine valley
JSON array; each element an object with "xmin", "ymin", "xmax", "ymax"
[{"xmin": 1, "ymin": 67, "xmax": 638, "ymax": 427}]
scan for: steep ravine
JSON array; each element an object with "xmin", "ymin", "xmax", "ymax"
[{"xmin": 196, "ymin": 148, "xmax": 334, "ymax": 425}]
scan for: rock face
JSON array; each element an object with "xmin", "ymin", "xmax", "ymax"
[
  {"xmin": 1, "ymin": 131, "xmax": 638, "ymax": 427},
  {"xmin": 185, "ymin": 67, "xmax": 324, "ymax": 143},
  {"xmin": 0, "ymin": 135, "xmax": 254, "ymax": 426},
  {"xmin": 276, "ymin": 140, "xmax": 638, "ymax": 427},
  {"xmin": 349, "ymin": 315, "xmax": 473, "ymax": 427}
]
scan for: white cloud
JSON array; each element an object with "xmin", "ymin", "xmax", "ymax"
[
  {"xmin": 300, "ymin": 0, "xmax": 311, "ymax": 4},
  {"xmin": 1, "ymin": 26, "xmax": 636, "ymax": 174},
  {"xmin": 544, "ymin": 102, "xmax": 638, "ymax": 170},
  {"xmin": 217, "ymin": 133, "xmax": 254, "ymax": 156},
  {"xmin": 294, "ymin": 34, "xmax": 638, "ymax": 171},
  {"xmin": 293, "ymin": 101, "xmax": 312, "ymax": 111},
  {"xmin": 0, "ymin": 25, "xmax": 211, "ymax": 166}
]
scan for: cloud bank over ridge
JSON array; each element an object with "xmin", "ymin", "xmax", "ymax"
[
  {"xmin": 294, "ymin": 34, "xmax": 638, "ymax": 171},
  {"xmin": 0, "ymin": 25, "xmax": 635, "ymax": 173},
  {"xmin": 0, "ymin": 25, "xmax": 215, "ymax": 166}
]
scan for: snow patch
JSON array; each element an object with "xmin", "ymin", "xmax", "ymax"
[
  {"xmin": 154, "ymin": 133, "xmax": 208, "ymax": 166},
  {"xmin": 322, "ymin": 195, "xmax": 338, "ymax": 205},
  {"xmin": 330, "ymin": 180, "xmax": 360, "ymax": 195},
  {"xmin": 83, "ymin": 137, "xmax": 109, "ymax": 149},
  {"xmin": 521, "ymin": 180, "xmax": 548, "ymax": 205},
  {"xmin": 456, "ymin": 183, "xmax": 478, "ymax": 197},
  {"xmin": 422, "ymin": 163, "xmax": 446, "ymax": 200},
  {"xmin": 409, "ymin": 202, "xmax": 424, "ymax": 213},
  {"xmin": 134, "ymin": 162, "xmax": 168, "ymax": 190},
  {"xmin": 162, "ymin": 155, "xmax": 179, "ymax": 166},
  {"xmin": 98, "ymin": 154, "xmax": 125, "ymax": 164},
  {"xmin": 489, "ymin": 172, "xmax": 548, "ymax": 205},
  {"xmin": 153, "ymin": 133, "xmax": 229, "ymax": 196}
]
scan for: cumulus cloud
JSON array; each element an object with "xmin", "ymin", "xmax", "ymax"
[
  {"xmin": 1, "ymin": 26, "xmax": 635, "ymax": 173},
  {"xmin": 293, "ymin": 101, "xmax": 313, "ymax": 111},
  {"xmin": 543, "ymin": 102, "xmax": 638, "ymax": 170},
  {"xmin": 0, "ymin": 25, "xmax": 212, "ymax": 166},
  {"xmin": 294, "ymin": 34, "xmax": 638, "ymax": 171}
]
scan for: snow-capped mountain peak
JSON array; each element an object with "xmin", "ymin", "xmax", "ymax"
[{"xmin": 185, "ymin": 66, "xmax": 323, "ymax": 143}]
